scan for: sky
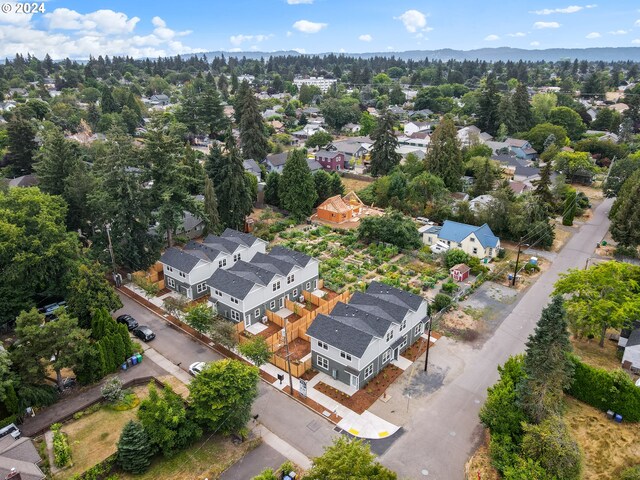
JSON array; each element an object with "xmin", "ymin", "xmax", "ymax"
[{"xmin": 1, "ymin": 0, "xmax": 640, "ymax": 59}]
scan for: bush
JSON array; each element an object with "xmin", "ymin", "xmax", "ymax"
[
  {"xmin": 433, "ymin": 293, "xmax": 452, "ymax": 312},
  {"xmin": 101, "ymin": 377, "xmax": 123, "ymax": 403},
  {"xmin": 621, "ymin": 466, "xmax": 640, "ymax": 480},
  {"xmin": 615, "ymin": 245, "xmax": 639, "ymax": 259},
  {"xmin": 523, "ymin": 262, "xmax": 540, "ymax": 273},
  {"xmin": 567, "ymin": 356, "xmax": 640, "ymax": 422},
  {"xmin": 444, "ymin": 249, "xmax": 470, "ymax": 269},
  {"xmin": 51, "ymin": 423, "xmax": 72, "ymax": 468},
  {"xmin": 0, "ymin": 415, "xmax": 18, "ymax": 429},
  {"xmin": 441, "ymin": 280, "xmax": 459, "ymax": 294}
]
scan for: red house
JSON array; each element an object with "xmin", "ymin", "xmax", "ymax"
[
  {"xmin": 450, "ymin": 263, "xmax": 471, "ymax": 282},
  {"xmin": 315, "ymin": 150, "xmax": 346, "ymax": 171}
]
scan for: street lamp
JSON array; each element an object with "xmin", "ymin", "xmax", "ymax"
[{"xmin": 511, "ymin": 240, "xmax": 530, "ymax": 287}]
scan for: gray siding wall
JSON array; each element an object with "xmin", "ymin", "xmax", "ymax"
[
  {"xmin": 216, "ymin": 276, "xmax": 319, "ymax": 326},
  {"xmin": 165, "ymin": 275, "xmax": 209, "ymax": 299}
]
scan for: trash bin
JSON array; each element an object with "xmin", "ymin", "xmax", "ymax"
[
  {"xmin": 136, "ymin": 353, "xmax": 142, "ymax": 363},
  {"xmin": 614, "ymin": 414, "xmax": 623, "ymax": 423},
  {"xmin": 127, "ymin": 357, "xmax": 133, "ymax": 367},
  {"xmin": 121, "ymin": 362, "xmax": 127, "ymax": 370},
  {"xmin": 606, "ymin": 410, "xmax": 614, "ymax": 419},
  {"xmin": 131, "ymin": 355, "xmax": 138, "ymax": 366},
  {"xmin": 602, "ymin": 241, "xmax": 607, "ymax": 246}
]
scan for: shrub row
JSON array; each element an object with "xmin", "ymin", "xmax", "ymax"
[
  {"xmin": 567, "ymin": 356, "xmax": 640, "ymax": 422},
  {"xmin": 51, "ymin": 423, "xmax": 72, "ymax": 468}
]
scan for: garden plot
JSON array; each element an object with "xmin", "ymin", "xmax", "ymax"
[{"xmin": 275, "ymin": 226, "xmax": 448, "ymax": 296}]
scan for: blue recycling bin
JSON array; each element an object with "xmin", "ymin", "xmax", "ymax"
[
  {"xmin": 614, "ymin": 414, "xmax": 623, "ymax": 423},
  {"xmin": 121, "ymin": 362, "xmax": 127, "ymax": 370},
  {"xmin": 131, "ymin": 355, "xmax": 138, "ymax": 366}
]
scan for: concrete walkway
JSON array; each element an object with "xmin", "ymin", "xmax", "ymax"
[
  {"xmin": 256, "ymin": 424, "xmax": 312, "ymax": 469},
  {"xmin": 142, "ymin": 346, "xmax": 193, "ymax": 385}
]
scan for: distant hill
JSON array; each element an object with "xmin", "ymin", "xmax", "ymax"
[{"xmin": 191, "ymin": 47, "xmax": 640, "ymax": 62}]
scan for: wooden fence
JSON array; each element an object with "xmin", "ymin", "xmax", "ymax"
[{"xmin": 238, "ymin": 287, "xmax": 352, "ymax": 377}]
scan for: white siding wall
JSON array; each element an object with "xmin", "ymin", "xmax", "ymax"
[
  {"xmin": 312, "ymin": 338, "xmax": 359, "ymax": 369},
  {"xmin": 623, "ymin": 345, "xmax": 640, "ymax": 369}
]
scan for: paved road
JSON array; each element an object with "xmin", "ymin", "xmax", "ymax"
[
  {"xmin": 115, "ymin": 293, "xmax": 338, "ymax": 458},
  {"xmin": 378, "ymin": 198, "xmax": 615, "ymax": 479},
  {"xmin": 220, "ymin": 443, "xmax": 286, "ymax": 480}
]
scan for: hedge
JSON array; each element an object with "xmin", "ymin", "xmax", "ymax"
[
  {"xmin": 51, "ymin": 423, "xmax": 72, "ymax": 468},
  {"xmin": 567, "ymin": 356, "xmax": 640, "ymax": 422}
]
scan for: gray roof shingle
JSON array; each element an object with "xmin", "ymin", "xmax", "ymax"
[
  {"xmin": 627, "ymin": 329, "xmax": 640, "ymax": 348},
  {"xmin": 159, "ymin": 247, "xmax": 203, "ymax": 272},
  {"xmin": 306, "ymin": 313, "xmax": 374, "ymax": 357},
  {"xmin": 365, "ymin": 281, "xmax": 424, "ymax": 312}
]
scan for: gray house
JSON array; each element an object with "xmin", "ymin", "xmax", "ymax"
[
  {"xmin": 207, "ymin": 246, "xmax": 319, "ymax": 328},
  {"xmin": 306, "ymin": 282, "xmax": 429, "ymax": 389},
  {"xmin": 0, "ymin": 435, "xmax": 45, "ymax": 480},
  {"xmin": 159, "ymin": 229, "xmax": 267, "ymax": 300},
  {"xmin": 243, "ymin": 159, "xmax": 262, "ymax": 180},
  {"xmin": 265, "ymin": 152, "xmax": 289, "ymax": 173}
]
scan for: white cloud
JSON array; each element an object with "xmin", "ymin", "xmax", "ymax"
[
  {"xmin": 387, "ymin": 46, "xmax": 394, "ymax": 50},
  {"xmin": 292, "ymin": 47, "xmax": 306, "ymax": 53},
  {"xmin": 530, "ymin": 41, "xmax": 541, "ymax": 46},
  {"xmin": 507, "ymin": 32, "xmax": 526, "ymax": 37},
  {"xmin": 0, "ymin": 1, "xmax": 35, "ymax": 25},
  {"xmin": 229, "ymin": 33, "xmax": 273, "ymax": 46},
  {"xmin": 358, "ymin": 34, "xmax": 373, "ymax": 42},
  {"xmin": 635, "ymin": 19, "xmax": 640, "ymax": 27},
  {"xmin": 287, "ymin": 0, "xmax": 313, "ymax": 3},
  {"xmin": 609, "ymin": 30, "xmax": 628, "ymax": 35},
  {"xmin": 484, "ymin": 34, "xmax": 500, "ymax": 41},
  {"xmin": 292, "ymin": 20, "xmax": 327, "ymax": 33},
  {"xmin": 585, "ymin": 32, "xmax": 601, "ymax": 39},
  {"xmin": 633, "ymin": 39, "xmax": 640, "ymax": 44},
  {"xmin": 395, "ymin": 9, "xmax": 428, "ymax": 33},
  {"xmin": 534, "ymin": 21, "xmax": 561, "ymax": 29},
  {"xmin": 531, "ymin": 4, "xmax": 596, "ymax": 15},
  {"xmin": 286, "ymin": 31, "xmax": 293, "ymax": 37},
  {"xmin": 0, "ymin": 10, "xmax": 203, "ymax": 59}
]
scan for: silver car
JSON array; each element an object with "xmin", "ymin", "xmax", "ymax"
[{"xmin": 189, "ymin": 362, "xmax": 207, "ymax": 376}]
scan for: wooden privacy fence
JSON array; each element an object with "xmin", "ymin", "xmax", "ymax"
[{"xmin": 239, "ymin": 288, "xmax": 352, "ymax": 377}]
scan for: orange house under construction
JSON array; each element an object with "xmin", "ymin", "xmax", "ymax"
[{"xmin": 316, "ymin": 191, "xmax": 364, "ymax": 224}]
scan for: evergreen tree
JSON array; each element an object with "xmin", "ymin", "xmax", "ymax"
[
  {"xmin": 519, "ymin": 296, "xmax": 574, "ymax": 424},
  {"xmin": 239, "ymin": 86, "xmax": 269, "ymax": 162},
  {"xmin": 313, "ymin": 170, "xmax": 333, "ymax": 205},
  {"xmin": 511, "ymin": 83, "xmax": 534, "ymax": 132},
  {"xmin": 498, "ymin": 95, "xmax": 517, "ymax": 135},
  {"xmin": 562, "ymin": 189, "xmax": 577, "ymax": 226},
  {"xmin": 532, "ymin": 161, "xmax": 554, "ymax": 208},
  {"xmin": 610, "ymin": 169, "xmax": 640, "ymax": 248},
  {"xmin": 33, "ymin": 127, "xmax": 80, "ymax": 196},
  {"xmin": 369, "ymin": 112, "xmax": 401, "ymax": 177},
  {"xmin": 234, "ymin": 80, "xmax": 250, "ymax": 125},
  {"xmin": 330, "ymin": 172, "xmax": 345, "ymax": 196},
  {"xmin": 204, "ymin": 144, "xmax": 225, "ymax": 187},
  {"xmin": 6, "ymin": 117, "xmax": 38, "ymax": 175},
  {"xmin": 471, "ymin": 158, "xmax": 497, "ymax": 197},
  {"xmin": 181, "ymin": 145, "xmax": 205, "ymax": 195},
  {"xmin": 216, "ymin": 131, "xmax": 254, "ymax": 230},
  {"xmin": 200, "ymin": 84, "xmax": 227, "ymax": 138},
  {"xmin": 264, "ymin": 171, "xmax": 280, "ymax": 207},
  {"xmin": 278, "ymin": 149, "xmax": 317, "ymax": 221},
  {"xmin": 477, "ymin": 75, "xmax": 501, "ymax": 135},
  {"xmin": 117, "ymin": 420, "xmax": 154, "ymax": 474},
  {"xmin": 425, "ymin": 116, "xmax": 464, "ymax": 191},
  {"xmin": 66, "ymin": 263, "xmax": 123, "ymax": 329},
  {"xmin": 87, "ymin": 103, "xmax": 101, "ymax": 131},
  {"xmin": 101, "ymin": 87, "xmax": 118, "ymax": 114},
  {"xmin": 203, "ymin": 177, "xmax": 222, "ymax": 235}
]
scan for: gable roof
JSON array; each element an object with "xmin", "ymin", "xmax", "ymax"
[
  {"xmin": 306, "ymin": 313, "xmax": 374, "ymax": 357},
  {"xmin": 438, "ymin": 220, "xmax": 499, "ymax": 249},
  {"xmin": 506, "ymin": 138, "xmax": 529, "ymax": 148},
  {"xmin": 627, "ymin": 329, "xmax": 640, "ymax": 348},
  {"xmin": 266, "ymin": 152, "xmax": 289, "ymax": 167},
  {"xmin": 221, "ymin": 228, "xmax": 260, "ymax": 247},
  {"xmin": 450, "ymin": 263, "xmax": 471, "ymax": 274},
  {"xmin": 366, "ymin": 281, "xmax": 424, "ymax": 312},
  {"xmin": 0, "ymin": 436, "xmax": 45, "ymax": 480},
  {"xmin": 159, "ymin": 247, "xmax": 203, "ymax": 272},
  {"xmin": 317, "ymin": 195, "xmax": 352, "ymax": 214},
  {"xmin": 307, "ymin": 158, "xmax": 323, "ymax": 171},
  {"xmin": 243, "ymin": 159, "xmax": 261, "ymax": 174},
  {"xmin": 315, "ymin": 150, "xmax": 342, "ymax": 159}
]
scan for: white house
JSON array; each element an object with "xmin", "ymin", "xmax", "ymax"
[
  {"xmin": 306, "ymin": 282, "xmax": 429, "ymax": 389},
  {"xmin": 403, "ymin": 121, "xmax": 431, "ymax": 137},
  {"xmin": 469, "ymin": 194, "xmax": 496, "ymax": 213},
  {"xmin": 293, "ymin": 76, "xmax": 337, "ymax": 93},
  {"xmin": 420, "ymin": 220, "xmax": 500, "ymax": 260},
  {"xmin": 159, "ymin": 229, "xmax": 267, "ymax": 300}
]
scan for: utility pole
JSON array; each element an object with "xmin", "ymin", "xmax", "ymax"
[
  {"xmin": 105, "ymin": 223, "xmax": 117, "ymax": 275},
  {"xmin": 423, "ymin": 319, "xmax": 432, "ymax": 372},
  {"xmin": 511, "ymin": 239, "xmax": 529, "ymax": 287},
  {"xmin": 282, "ymin": 318, "xmax": 294, "ymax": 395}
]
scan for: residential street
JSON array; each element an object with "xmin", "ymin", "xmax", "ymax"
[
  {"xmin": 114, "ymin": 198, "xmax": 613, "ymax": 479},
  {"xmin": 378, "ymin": 197, "xmax": 615, "ymax": 479}
]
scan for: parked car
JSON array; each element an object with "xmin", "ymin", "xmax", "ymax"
[
  {"xmin": 189, "ymin": 362, "xmax": 207, "ymax": 376},
  {"xmin": 133, "ymin": 326, "xmax": 155, "ymax": 342},
  {"xmin": 0, "ymin": 423, "xmax": 21, "ymax": 440},
  {"xmin": 416, "ymin": 217, "xmax": 431, "ymax": 224},
  {"xmin": 38, "ymin": 300, "xmax": 67, "ymax": 321},
  {"xmin": 116, "ymin": 314, "xmax": 139, "ymax": 331},
  {"xmin": 58, "ymin": 377, "xmax": 76, "ymax": 392}
]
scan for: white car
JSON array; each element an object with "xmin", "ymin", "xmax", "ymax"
[{"xmin": 189, "ymin": 362, "xmax": 207, "ymax": 376}]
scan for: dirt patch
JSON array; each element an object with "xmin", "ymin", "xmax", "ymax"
[
  {"xmin": 300, "ymin": 369, "xmax": 319, "ymax": 381},
  {"xmin": 465, "ymin": 429, "xmax": 500, "ymax": 480},
  {"xmin": 552, "ymin": 224, "xmax": 574, "ymax": 252},
  {"xmin": 438, "ymin": 308, "xmax": 482, "ymax": 342},
  {"xmin": 275, "ymin": 337, "xmax": 311, "ymax": 362},
  {"xmin": 340, "ymin": 176, "xmax": 374, "ymax": 194},
  {"xmin": 315, "ymin": 364, "xmax": 404, "ymax": 414},
  {"xmin": 401, "ymin": 337, "xmax": 429, "ymax": 361},
  {"xmin": 570, "ymin": 335, "xmax": 621, "ymax": 371},
  {"xmin": 565, "ymin": 396, "xmax": 640, "ymax": 480},
  {"xmin": 573, "ymin": 184, "xmax": 604, "ymax": 202}
]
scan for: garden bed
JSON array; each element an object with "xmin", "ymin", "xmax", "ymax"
[
  {"xmin": 401, "ymin": 337, "xmax": 430, "ymax": 362},
  {"xmin": 274, "ymin": 338, "xmax": 311, "ymax": 362},
  {"xmin": 314, "ymin": 364, "xmax": 404, "ymax": 414}
]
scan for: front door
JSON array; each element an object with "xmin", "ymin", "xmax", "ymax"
[
  {"xmin": 394, "ymin": 347, "xmax": 400, "ymax": 361},
  {"xmin": 350, "ymin": 373, "xmax": 359, "ymax": 389},
  {"xmin": 244, "ymin": 314, "xmax": 252, "ymax": 329}
]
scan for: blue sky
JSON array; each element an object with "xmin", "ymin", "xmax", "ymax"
[{"xmin": 1, "ymin": 0, "xmax": 640, "ymax": 58}]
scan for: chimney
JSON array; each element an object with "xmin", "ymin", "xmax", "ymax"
[{"xmin": 6, "ymin": 468, "xmax": 22, "ymax": 480}]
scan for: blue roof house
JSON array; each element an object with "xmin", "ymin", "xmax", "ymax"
[{"xmin": 419, "ymin": 220, "xmax": 500, "ymax": 260}]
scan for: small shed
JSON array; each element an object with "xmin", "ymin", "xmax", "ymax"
[{"xmin": 450, "ymin": 263, "xmax": 471, "ymax": 282}]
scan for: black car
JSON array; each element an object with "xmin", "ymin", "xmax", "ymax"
[
  {"xmin": 133, "ymin": 326, "xmax": 155, "ymax": 342},
  {"xmin": 116, "ymin": 314, "xmax": 139, "ymax": 331}
]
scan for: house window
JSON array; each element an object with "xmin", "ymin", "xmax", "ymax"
[
  {"xmin": 230, "ymin": 310, "xmax": 240, "ymax": 321},
  {"xmin": 414, "ymin": 323, "xmax": 424, "ymax": 336},
  {"xmin": 166, "ymin": 266, "xmax": 173, "ymax": 272},
  {"xmin": 214, "ymin": 289, "xmax": 222, "ymax": 297},
  {"xmin": 218, "ymin": 258, "xmax": 227, "ymax": 268},
  {"xmin": 386, "ymin": 329, "xmax": 394, "ymax": 342},
  {"xmin": 269, "ymin": 300, "xmax": 276, "ymax": 310},
  {"xmin": 167, "ymin": 277, "xmax": 176, "ymax": 288},
  {"xmin": 382, "ymin": 350, "xmax": 392, "ymax": 363},
  {"xmin": 230, "ymin": 297, "xmax": 239, "ymax": 304},
  {"xmin": 400, "ymin": 336, "xmax": 408, "ymax": 349},
  {"xmin": 401, "ymin": 318, "xmax": 407, "ymax": 331},
  {"xmin": 473, "ymin": 247, "xmax": 478, "ymax": 255},
  {"xmin": 470, "ymin": 237, "xmax": 475, "ymax": 242},
  {"xmin": 340, "ymin": 351, "xmax": 351, "ymax": 361},
  {"xmin": 317, "ymin": 355, "xmax": 329, "ymax": 370},
  {"xmin": 196, "ymin": 283, "xmax": 207, "ymax": 294},
  {"xmin": 364, "ymin": 363, "xmax": 374, "ymax": 379},
  {"xmin": 318, "ymin": 340, "xmax": 328, "ymax": 350},
  {"xmin": 293, "ymin": 289, "xmax": 298, "ymax": 298},
  {"xmin": 306, "ymin": 282, "xmax": 311, "ymax": 290},
  {"xmin": 272, "ymin": 281, "xmax": 281, "ymax": 291},
  {"xmin": 233, "ymin": 253, "xmax": 241, "ymax": 262},
  {"xmin": 254, "ymin": 308, "xmax": 260, "ymax": 318},
  {"xmin": 179, "ymin": 272, "xmax": 186, "ymax": 278},
  {"xmin": 287, "ymin": 274, "xmax": 294, "ymax": 284}
]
